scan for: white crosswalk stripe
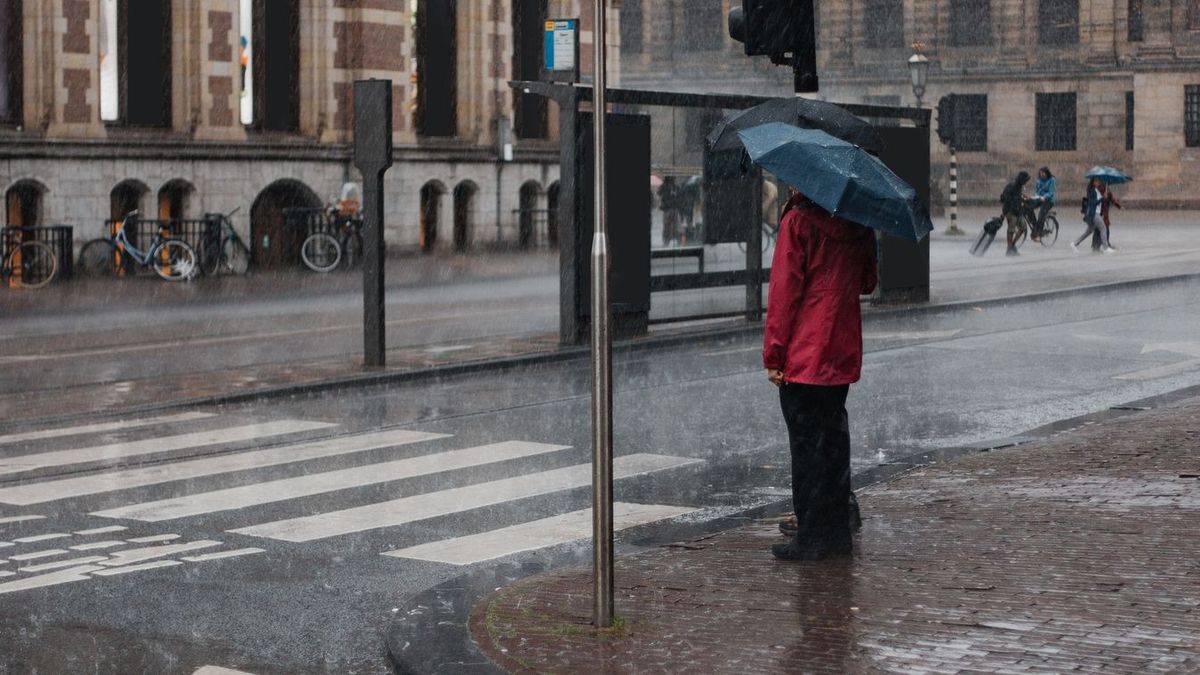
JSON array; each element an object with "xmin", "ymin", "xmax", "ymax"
[
  {"xmin": 0, "ymin": 412, "xmax": 216, "ymax": 447},
  {"xmin": 0, "ymin": 420, "xmax": 337, "ymax": 476},
  {"xmin": 92, "ymin": 441, "xmax": 569, "ymax": 522},
  {"xmin": 231, "ymin": 453, "xmax": 702, "ymax": 542},
  {"xmin": 0, "ymin": 428, "xmax": 449, "ymax": 505},
  {"xmin": 382, "ymin": 502, "xmax": 699, "ymax": 565}
]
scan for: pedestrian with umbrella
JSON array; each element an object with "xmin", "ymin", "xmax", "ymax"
[
  {"xmin": 1083, "ymin": 166, "xmax": 1130, "ymax": 252},
  {"xmin": 737, "ymin": 123, "xmax": 932, "ymax": 561},
  {"xmin": 1073, "ymin": 176, "xmax": 1114, "ymax": 254}
]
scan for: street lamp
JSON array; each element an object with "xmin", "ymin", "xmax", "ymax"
[{"xmin": 908, "ymin": 45, "xmax": 929, "ymax": 109}]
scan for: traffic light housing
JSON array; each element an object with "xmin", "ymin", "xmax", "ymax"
[
  {"xmin": 728, "ymin": 0, "xmax": 818, "ymax": 93},
  {"xmin": 936, "ymin": 94, "xmax": 957, "ymax": 145}
]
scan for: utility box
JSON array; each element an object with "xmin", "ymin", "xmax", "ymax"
[
  {"xmin": 874, "ymin": 126, "xmax": 931, "ymax": 303},
  {"xmin": 575, "ymin": 112, "xmax": 652, "ymax": 339}
]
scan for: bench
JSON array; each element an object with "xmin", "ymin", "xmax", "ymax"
[{"xmin": 650, "ymin": 245, "xmax": 705, "ymax": 273}]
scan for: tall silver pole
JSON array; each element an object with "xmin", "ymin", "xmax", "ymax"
[{"xmin": 590, "ymin": 0, "xmax": 614, "ymax": 629}]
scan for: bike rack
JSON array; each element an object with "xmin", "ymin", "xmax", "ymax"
[{"xmin": 2, "ymin": 225, "xmax": 74, "ymax": 281}]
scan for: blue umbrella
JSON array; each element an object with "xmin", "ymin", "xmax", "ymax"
[
  {"xmin": 736, "ymin": 123, "xmax": 932, "ymax": 241},
  {"xmin": 1085, "ymin": 166, "xmax": 1132, "ymax": 185}
]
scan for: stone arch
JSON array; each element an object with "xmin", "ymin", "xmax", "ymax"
[
  {"xmin": 419, "ymin": 180, "xmax": 447, "ymax": 253},
  {"xmin": 453, "ymin": 180, "xmax": 479, "ymax": 251},
  {"xmin": 517, "ymin": 180, "xmax": 542, "ymax": 248},
  {"xmin": 157, "ymin": 178, "xmax": 196, "ymax": 220},
  {"xmin": 5, "ymin": 179, "xmax": 47, "ymax": 227},
  {"xmin": 110, "ymin": 179, "xmax": 150, "ymax": 222},
  {"xmin": 250, "ymin": 179, "xmax": 321, "ymax": 270},
  {"xmin": 546, "ymin": 180, "xmax": 560, "ymax": 247}
]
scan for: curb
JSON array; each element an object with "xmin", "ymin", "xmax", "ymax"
[
  {"xmin": 383, "ymin": 380, "xmax": 1200, "ymax": 673},
  {"xmin": 8, "ymin": 271, "xmax": 1200, "ymax": 432}
]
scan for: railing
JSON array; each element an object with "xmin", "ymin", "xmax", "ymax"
[{"xmin": 2, "ymin": 225, "xmax": 75, "ymax": 280}]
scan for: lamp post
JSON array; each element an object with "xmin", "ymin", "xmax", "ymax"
[{"xmin": 907, "ymin": 47, "xmax": 929, "ymax": 109}]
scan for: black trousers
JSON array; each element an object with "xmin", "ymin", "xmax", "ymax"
[{"xmin": 778, "ymin": 382, "xmax": 852, "ymax": 544}]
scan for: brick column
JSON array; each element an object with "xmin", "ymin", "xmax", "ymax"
[
  {"xmin": 46, "ymin": 0, "xmax": 105, "ymax": 137},
  {"xmin": 329, "ymin": 0, "xmax": 411, "ymax": 145}
]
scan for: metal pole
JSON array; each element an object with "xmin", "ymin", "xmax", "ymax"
[
  {"xmin": 363, "ymin": 172, "xmax": 386, "ymax": 365},
  {"xmin": 946, "ymin": 145, "xmax": 963, "ymax": 235},
  {"xmin": 590, "ymin": 0, "xmax": 614, "ymax": 629}
]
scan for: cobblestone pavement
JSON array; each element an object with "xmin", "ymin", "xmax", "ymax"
[{"xmin": 472, "ymin": 397, "xmax": 1200, "ymax": 673}]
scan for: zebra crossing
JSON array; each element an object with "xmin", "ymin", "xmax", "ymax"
[{"xmin": 0, "ymin": 409, "xmax": 705, "ymax": 593}]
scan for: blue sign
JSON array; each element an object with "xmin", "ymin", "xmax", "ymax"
[{"xmin": 543, "ymin": 18, "xmax": 579, "ymax": 83}]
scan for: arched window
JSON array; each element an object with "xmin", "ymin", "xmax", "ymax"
[
  {"xmin": 0, "ymin": 0, "xmax": 21, "ymax": 126},
  {"xmin": 518, "ymin": 181, "xmax": 541, "ymax": 248},
  {"xmin": 158, "ymin": 180, "xmax": 195, "ymax": 220},
  {"xmin": 546, "ymin": 181, "xmax": 560, "ymax": 247},
  {"xmin": 453, "ymin": 181, "xmax": 478, "ymax": 251},
  {"xmin": 512, "ymin": 0, "xmax": 547, "ymax": 139},
  {"xmin": 250, "ymin": 179, "xmax": 320, "ymax": 269},
  {"xmin": 99, "ymin": 0, "xmax": 171, "ymax": 126},
  {"xmin": 419, "ymin": 181, "xmax": 446, "ymax": 252},
  {"xmin": 5, "ymin": 180, "xmax": 44, "ymax": 227},
  {"xmin": 414, "ymin": 0, "xmax": 457, "ymax": 137}
]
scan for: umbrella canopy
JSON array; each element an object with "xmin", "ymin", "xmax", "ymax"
[
  {"xmin": 708, "ymin": 97, "xmax": 885, "ymax": 156},
  {"xmin": 1085, "ymin": 166, "xmax": 1132, "ymax": 185},
  {"xmin": 737, "ymin": 123, "xmax": 932, "ymax": 242}
]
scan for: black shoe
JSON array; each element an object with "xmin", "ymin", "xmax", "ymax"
[
  {"xmin": 779, "ymin": 496, "xmax": 863, "ymax": 535},
  {"xmin": 1006, "ymin": 247, "xmax": 1020, "ymax": 257},
  {"xmin": 771, "ymin": 537, "xmax": 852, "ymax": 561}
]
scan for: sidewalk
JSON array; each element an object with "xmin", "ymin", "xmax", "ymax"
[{"xmin": 468, "ymin": 396, "xmax": 1200, "ymax": 673}]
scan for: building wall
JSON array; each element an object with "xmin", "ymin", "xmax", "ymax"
[
  {"xmin": 1, "ymin": 0, "xmax": 620, "ymax": 256},
  {"xmin": 619, "ymin": 0, "xmax": 1200, "ymax": 207}
]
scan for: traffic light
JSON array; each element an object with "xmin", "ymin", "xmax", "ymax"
[
  {"xmin": 936, "ymin": 94, "xmax": 957, "ymax": 145},
  {"xmin": 727, "ymin": 0, "xmax": 818, "ymax": 93}
]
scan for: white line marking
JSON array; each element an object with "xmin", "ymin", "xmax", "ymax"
[
  {"xmin": 180, "ymin": 548, "xmax": 266, "ymax": 563},
  {"xmin": 75, "ymin": 526, "xmax": 128, "ymax": 535},
  {"xmin": 98, "ymin": 540, "xmax": 222, "ymax": 567},
  {"xmin": 1113, "ymin": 359, "xmax": 1200, "ymax": 381},
  {"xmin": 863, "ymin": 329, "xmax": 963, "ymax": 341},
  {"xmin": 12, "ymin": 533, "xmax": 69, "ymax": 544},
  {"xmin": 91, "ymin": 560, "xmax": 182, "ymax": 576},
  {"xmin": 0, "ymin": 542, "xmax": 11, "ymax": 549},
  {"xmin": 0, "ymin": 429, "xmax": 449, "ymax": 505},
  {"xmin": 92, "ymin": 441, "xmax": 569, "ymax": 522},
  {"xmin": 233, "ymin": 454, "xmax": 703, "ymax": 543},
  {"xmin": 699, "ymin": 346, "xmax": 758, "ymax": 357},
  {"xmin": 0, "ymin": 564, "xmax": 105, "ymax": 595},
  {"xmin": 8, "ymin": 549, "xmax": 68, "ymax": 561},
  {"xmin": 69, "ymin": 540, "xmax": 126, "ymax": 551},
  {"xmin": 20, "ymin": 555, "xmax": 110, "ymax": 573},
  {"xmin": 0, "ymin": 420, "xmax": 337, "ymax": 476},
  {"xmin": 0, "ymin": 571, "xmax": 12, "ymax": 578},
  {"xmin": 383, "ymin": 502, "xmax": 699, "ymax": 566},
  {"xmin": 126, "ymin": 534, "xmax": 180, "ymax": 544},
  {"xmin": 0, "ymin": 515, "xmax": 45, "ymax": 524},
  {"xmin": 193, "ymin": 666, "xmax": 259, "ymax": 675},
  {"xmin": 0, "ymin": 413, "xmax": 215, "ymax": 446}
]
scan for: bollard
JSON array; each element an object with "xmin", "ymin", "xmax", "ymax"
[{"xmin": 353, "ymin": 80, "xmax": 394, "ymax": 367}]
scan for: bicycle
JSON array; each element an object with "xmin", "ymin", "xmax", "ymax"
[
  {"xmin": 78, "ymin": 210, "xmax": 198, "ymax": 281},
  {"xmin": 199, "ymin": 207, "xmax": 250, "ymax": 276},
  {"xmin": 300, "ymin": 208, "xmax": 363, "ymax": 273},
  {"xmin": 1, "ymin": 228, "xmax": 58, "ymax": 289},
  {"xmin": 737, "ymin": 221, "xmax": 779, "ymax": 253},
  {"xmin": 1011, "ymin": 202, "xmax": 1059, "ymax": 249}
]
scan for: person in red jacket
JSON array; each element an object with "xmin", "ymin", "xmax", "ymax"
[{"xmin": 764, "ymin": 191, "xmax": 878, "ymax": 561}]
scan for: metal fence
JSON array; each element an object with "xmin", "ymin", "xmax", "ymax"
[{"xmin": 2, "ymin": 225, "xmax": 74, "ymax": 280}]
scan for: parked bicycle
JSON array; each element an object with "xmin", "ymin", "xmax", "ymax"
[
  {"xmin": 78, "ymin": 211, "xmax": 198, "ymax": 281},
  {"xmin": 737, "ymin": 221, "xmax": 779, "ymax": 253},
  {"xmin": 1, "ymin": 228, "xmax": 58, "ymax": 289},
  {"xmin": 300, "ymin": 207, "xmax": 363, "ymax": 273},
  {"xmin": 199, "ymin": 207, "xmax": 250, "ymax": 276}
]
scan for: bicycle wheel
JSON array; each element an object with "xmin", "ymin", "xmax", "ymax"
[
  {"xmin": 1039, "ymin": 215, "xmax": 1059, "ymax": 247},
  {"xmin": 151, "ymin": 239, "xmax": 198, "ymax": 281},
  {"xmin": 301, "ymin": 233, "xmax": 341, "ymax": 273},
  {"xmin": 342, "ymin": 231, "xmax": 363, "ymax": 269},
  {"xmin": 225, "ymin": 236, "xmax": 250, "ymax": 275},
  {"xmin": 198, "ymin": 235, "xmax": 223, "ymax": 276},
  {"xmin": 78, "ymin": 239, "xmax": 119, "ymax": 277},
  {"xmin": 5, "ymin": 241, "xmax": 57, "ymax": 289}
]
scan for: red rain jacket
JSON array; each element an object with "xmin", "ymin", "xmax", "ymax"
[{"xmin": 763, "ymin": 195, "xmax": 878, "ymax": 385}]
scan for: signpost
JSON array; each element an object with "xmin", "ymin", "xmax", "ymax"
[
  {"xmin": 542, "ymin": 19, "xmax": 580, "ymax": 83},
  {"xmin": 353, "ymin": 80, "xmax": 393, "ymax": 367}
]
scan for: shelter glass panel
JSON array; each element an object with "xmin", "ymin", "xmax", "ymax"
[
  {"xmin": 955, "ymin": 95, "xmax": 988, "ymax": 152},
  {"xmin": 949, "ymin": 0, "xmax": 991, "ymax": 47},
  {"xmin": 680, "ymin": 0, "xmax": 723, "ymax": 51},
  {"xmin": 621, "ymin": 0, "xmax": 644, "ymax": 54},
  {"xmin": 863, "ymin": 0, "xmax": 904, "ymax": 48}
]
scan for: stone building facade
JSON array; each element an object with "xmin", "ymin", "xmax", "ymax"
[
  {"xmin": 0, "ymin": 0, "xmax": 622, "ymax": 268},
  {"xmin": 619, "ymin": 0, "xmax": 1200, "ymax": 208}
]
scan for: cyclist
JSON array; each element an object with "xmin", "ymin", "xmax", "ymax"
[{"xmin": 1028, "ymin": 166, "xmax": 1056, "ymax": 242}]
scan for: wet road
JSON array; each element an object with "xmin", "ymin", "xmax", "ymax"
[{"xmin": 2, "ymin": 279, "xmax": 1200, "ymax": 673}]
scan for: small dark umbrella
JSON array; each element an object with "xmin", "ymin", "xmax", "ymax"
[
  {"xmin": 708, "ymin": 97, "xmax": 885, "ymax": 155},
  {"xmin": 737, "ymin": 123, "xmax": 932, "ymax": 242},
  {"xmin": 1085, "ymin": 166, "xmax": 1132, "ymax": 185}
]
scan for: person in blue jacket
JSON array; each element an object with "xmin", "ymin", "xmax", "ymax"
[
  {"xmin": 1073, "ymin": 177, "xmax": 1113, "ymax": 254},
  {"xmin": 1029, "ymin": 166, "xmax": 1056, "ymax": 241}
]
